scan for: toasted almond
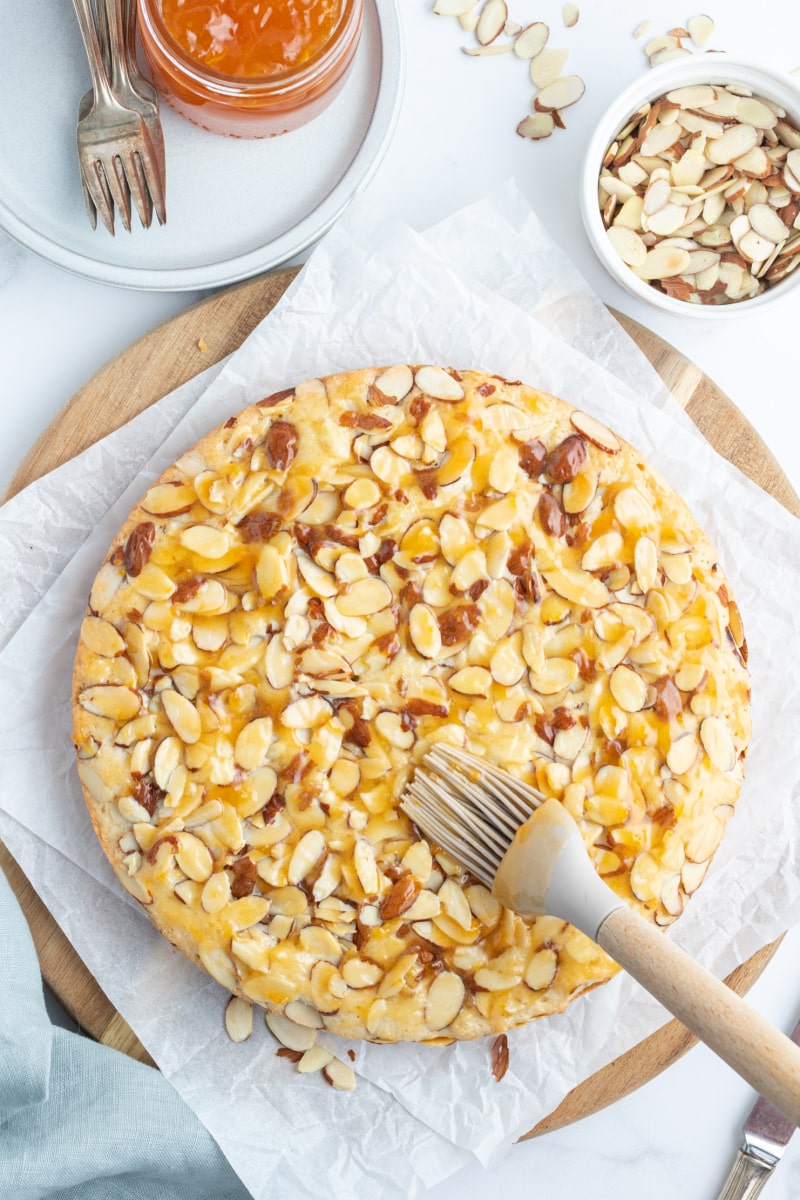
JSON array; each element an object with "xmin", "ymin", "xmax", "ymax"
[{"xmin": 570, "ymin": 410, "xmax": 621, "ymax": 452}]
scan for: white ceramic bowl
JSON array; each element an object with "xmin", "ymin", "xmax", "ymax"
[{"xmin": 580, "ymin": 55, "xmax": 800, "ymax": 319}]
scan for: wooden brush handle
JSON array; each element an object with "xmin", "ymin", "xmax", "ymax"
[{"xmin": 598, "ymin": 905, "xmax": 800, "ymax": 1126}]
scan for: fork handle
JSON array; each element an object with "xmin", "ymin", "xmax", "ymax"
[
  {"xmin": 597, "ymin": 905, "xmax": 800, "ymax": 1128},
  {"xmin": 71, "ymin": 0, "xmax": 115, "ymax": 105}
]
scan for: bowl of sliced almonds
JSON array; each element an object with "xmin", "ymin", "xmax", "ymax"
[{"xmin": 580, "ymin": 56, "xmax": 800, "ymax": 316}]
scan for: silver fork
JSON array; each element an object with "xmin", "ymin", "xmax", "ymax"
[
  {"xmin": 120, "ymin": 0, "xmax": 167, "ymax": 216},
  {"xmin": 72, "ymin": 0, "xmax": 160, "ymax": 233}
]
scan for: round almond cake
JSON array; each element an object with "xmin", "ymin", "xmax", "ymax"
[{"xmin": 72, "ymin": 365, "xmax": 751, "ymax": 1043}]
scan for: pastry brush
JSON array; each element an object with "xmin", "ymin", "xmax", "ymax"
[{"xmin": 402, "ymin": 743, "xmax": 800, "ymax": 1126}]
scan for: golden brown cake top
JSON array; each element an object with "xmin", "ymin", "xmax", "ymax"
[{"xmin": 72, "ymin": 365, "xmax": 750, "ymax": 1042}]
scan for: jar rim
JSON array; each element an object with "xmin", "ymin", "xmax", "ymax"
[{"xmin": 138, "ymin": 0, "xmax": 362, "ymax": 96}]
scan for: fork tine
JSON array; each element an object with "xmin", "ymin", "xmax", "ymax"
[
  {"xmin": 123, "ymin": 146, "xmax": 152, "ymax": 228},
  {"xmin": 83, "ymin": 159, "xmax": 115, "ymax": 234},
  {"xmin": 106, "ymin": 155, "xmax": 133, "ymax": 232},
  {"xmin": 137, "ymin": 130, "xmax": 166, "ymax": 225},
  {"xmin": 81, "ymin": 177, "xmax": 98, "ymax": 230}
]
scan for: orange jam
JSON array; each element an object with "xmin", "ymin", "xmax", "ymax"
[
  {"xmin": 138, "ymin": 0, "xmax": 363, "ymax": 137},
  {"xmin": 158, "ymin": 0, "xmax": 346, "ymax": 80}
]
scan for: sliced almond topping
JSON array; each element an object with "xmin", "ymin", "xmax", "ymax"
[
  {"xmin": 287, "ymin": 830, "xmax": 326, "ymax": 884},
  {"xmin": 581, "ymin": 531, "xmax": 623, "ymax": 573},
  {"xmin": 449, "ymin": 666, "xmax": 493, "ymax": 696},
  {"xmin": 354, "ymin": 838, "xmax": 380, "ymax": 896},
  {"xmin": 530, "ymin": 46, "xmax": 568, "ymax": 88},
  {"xmin": 666, "ymin": 733, "xmax": 699, "ymax": 776},
  {"xmin": 543, "ymin": 568, "xmax": 610, "ymax": 608},
  {"xmin": 516, "ymin": 111, "xmax": 555, "ymax": 141},
  {"xmin": 609, "ymin": 664, "xmax": 647, "ymax": 712},
  {"xmin": 700, "ymin": 715, "xmax": 736, "ymax": 772},
  {"xmin": 425, "ymin": 971, "xmax": 466, "ymax": 1030},
  {"xmin": 409, "ymin": 603, "xmax": 443, "ymax": 659},
  {"xmin": 569, "ymin": 410, "xmax": 621, "ymax": 452}
]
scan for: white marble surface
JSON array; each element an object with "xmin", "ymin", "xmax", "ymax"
[{"xmin": 2, "ymin": 0, "xmax": 800, "ymax": 1196}]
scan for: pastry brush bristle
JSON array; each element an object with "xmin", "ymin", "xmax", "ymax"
[{"xmin": 400, "ymin": 745, "xmax": 545, "ymax": 888}]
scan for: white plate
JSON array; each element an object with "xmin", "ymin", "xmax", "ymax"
[{"xmin": 0, "ymin": 0, "xmax": 403, "ymax": 290}]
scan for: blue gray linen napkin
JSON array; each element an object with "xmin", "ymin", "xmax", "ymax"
[{"xmin": 0, "ymin": 869, "xmax": 250, "ymax": 1200}]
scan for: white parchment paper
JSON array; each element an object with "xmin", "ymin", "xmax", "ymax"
[{"xmin": 2, "ymin": 182, "xmax": 800, "ymax": 1198}]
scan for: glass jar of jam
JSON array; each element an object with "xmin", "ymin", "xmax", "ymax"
[{"xmin": 137, "ymin": 0, "xmax": 364, "ymax": 138}]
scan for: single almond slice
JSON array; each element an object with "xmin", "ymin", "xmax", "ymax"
[
  {"xmin": 686, "ymin": 13, "xmax": 714, "ymax": 47},
  {"xmin": 649, "ymin": 46, "xmax": 691, "ymax": 65},
  {"xmin": 640, "ymin": 122, "xmax": 683, "ymax": 158},
  {"xmin": 459, "ymin": 6, "xmax": 479, "ymax": 31},
  {"xmin": 748, "ymin": 202, "xmax": 791, "ymax": 242},
  {"xmin": 666, "ymin": 734, "xmax": 699, "ymax": 776},
  {"xmin": 643, "ymin": 176, "xmax": 671, "ymax": 215},
  {"xmin": 684, "ymin": 249, "xmax": 721, "ymax": 274},
  {"xmin": 700, "ymin": 716, "xmax": 737, "ymax": 772},
  {"xmin": 535, "ymin": 74, "xmax": 585, "ymax": 112},
  {"xmin": 514, "ymin": 20, "xmax": 548, "ymax": 58},
  {"xmin": 462, "ymin": 43, "xmax": 513, "ymax": 55},
  {"xmin": 738, "ymin": 228, "xmax": 776, "ymax": 263},
  {"xmin": 643, "ymin": 35, "xmax": 679, "ymax": 56},
  {"xmin": 635, "ymin": 245, "xmax": 692, "ymax": 280},
  {"xmin": 530, "ymin": 46, "xmax": 568, "ymax": 88},
  {"xmin": 415, "ymin": 365, "xmax": 465, "ymax": 402},
  {"xmin": 632, "ymin": 19, "xmax": 652, "ymax": 38},
  {"xmin": 706, "ymin": 123, "xmax": 760, "ymax": 166},
  {"xmin": 224, "ymin": 997, "xmax": 254, "ymax": 1044},
  {"xmin": 562, "ymin": 2, "xmax": 578, "ymax": 27},
  {"xmin": 517, "ymin": 112, "xmax": 555, "ymax": 141},
  {"xmin": 570, "ymin": 409, "xmax": 621, "ymax": 452},
  {"xmin": 736, "ymin": 96, "xmax": 779, "ymax": 130},
  {"xmin": 433, "ymin": 0, "xmax": 476, "ymax": 12},
  {"xmin": 666, "ymin": 84, "xmax": 718, "ymax": 108},
  {"xmin": 323, "ymin": 1057, "xmax": 357, "ymax": 1092},
  {"xmin": 475, "ymin": 0, "xmax": 507, "ymax": 45}
]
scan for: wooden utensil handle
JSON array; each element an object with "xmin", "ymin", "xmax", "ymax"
[{"xmin": 598, "ymin": 905, "xmax": 800, "ymax": 1126}]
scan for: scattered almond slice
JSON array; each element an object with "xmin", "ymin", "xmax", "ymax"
[
  {"xmin": 649, "ymin": 46, "xmax": 691, "ymax": 65},
  {"xmin": 686, "ymin": 13, "xmax": 714, "ymax": 48},
  {"xmin": 562, "ymin": 2, "xmax": 578, "ymax": 28},
  {"xmin": 433, "ymin": 0, "xmax": 477, "ymax": 13},
  {"xmin": 517, "ymin": 112, "xmax": 555, "ymax": 140},
  {"xmin": 462, "ymin": 43, "xmax": 513, "ymax": 55},
  {"xmin": 530, "ymin": 46, "xmax": 568, "ymax": 88},
  {"xmin": 513, "ymin": 20, "xmax": 548, "ymax": 59},
  {"xmin": 632, "ymin": 19, "xmax": 652, "ymax": 39},
  {"xmin": 224, "ymin": 996, "xmax": 254, "ymax": 1043},
  {"xmin": 459, "ymin": 6, "xmax": 479, "ymax": 31},
  {"xmin": 535, "ymin": 74, "xmax": 585, "ymax": 111},
  {"xmin": 475, "ymin": 0, "xmax": 507, "ymax": 45}
]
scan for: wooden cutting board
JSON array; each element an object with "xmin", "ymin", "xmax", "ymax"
[{"xmin": 1, "ymin": 265, "xmax": 797, "ymax": 1137}]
